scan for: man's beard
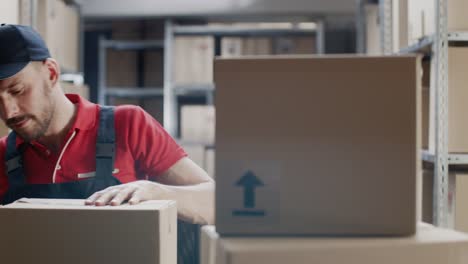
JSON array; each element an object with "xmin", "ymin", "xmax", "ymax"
[
  {"xmin": 7, "ymin": 107, "xmax": 54, "ymax": 142},
  {"xmin": 6, "ymin": 90, "xmax": 55, "ymax": 142},
  {"xmin": 14, "ymin": 111, "xmax": 54, "ymax": 142}
]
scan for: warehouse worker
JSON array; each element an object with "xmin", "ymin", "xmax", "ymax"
[{"xmin": 0, "ymin": 24, "xmax": 213, "ymax": 262}]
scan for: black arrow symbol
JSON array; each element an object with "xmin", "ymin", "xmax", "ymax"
[{"xmin": 236, "ymin": 170, "xmax": 264, "ymax": 208}]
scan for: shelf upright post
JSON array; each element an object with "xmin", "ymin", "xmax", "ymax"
[
  {"xmin": 164, "ymin": 20, "xmax": 177, "ymax": 137},
  {"xmin": 379, "ymin": 0, "xmax": 393, "ymax": 54},
  {"xmin": 98, "ymin": 36, "xmax": 107, "ymax": 105},
  {"xmin": 432, "ymin": 0, "xmax": 449, "ymax": 228}
]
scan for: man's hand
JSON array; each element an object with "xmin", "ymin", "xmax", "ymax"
[
  {"xmin": 84, "ymin": 158, "xmax": 214, "ymax": 224},
  {"xmin": 85, "ymin": 180, "xmax": 173, "ymax": 206}
]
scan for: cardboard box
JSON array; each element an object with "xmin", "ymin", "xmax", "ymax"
[
  {"xmin": 222, "ymin": 37, "xmax": 314, "ymax": 57},
  {"xmin": 205, "ymin": 148, "xmax": 215, "ymax": 179},
  {"xmin": 422, "ymin": 87, "xmax": 429, "ymax": 150},
  {"xmin": 0, "ymin": 198, "xmax": 177, "ymax": 264},
  {"xmin": 222, "ymin": 37, "xmax": 272, "ymax": 57},
  {"xmin": 37, "ymin": 0, "xmax": 80, "ymax": 72},
  {"xmin": 201, "ymin": 223, "xmax": 468, "ymax": 264},
  {"xmin": 200, "ymin": 225, "xmax": 219, "ymax": 264},
  {"xmin": 181, "ymin": 105, "xmax": 215, "ymax": 145},
  {"xmin": 422, "ymin": 169, "xmax": 468, "ymax": 233},
  {"xmin": 107, "ymin": 20, "xmax": 164, "ymax": 88},
  {"xmin": 364, "ymin": 0, "xmax": 408, "ymax": 53},
  {"xmin": 447, "ymin": 47, "xmax": 468, "ymax": 152},
  {"xmin": 457, "ymin": 173, "xmax": 468, "ymax": 232},
  {"xmin": 173, "ymin": 36, "xmax": 214, "ymax": 84},
  {"xmin": 181, "ymin": 143, "xmax": 206, "ymax": 169},
  {"xmin": 422, "ymin": 47, "xmax": 468, "ymax": 152},
  {"xmin": 214, "ymin": 56, "xmax": 421, "ymax": 236},
  {"xmin": 365, "ymin": 3, "xmax": 381, "ymax": 55},
  {"xmin": 111, "ymin": 98, "xmax": 164, "ymax": 124},
  {"xmin": 180, "ymin": 143, "xmax": 215, "ymax": 178},
  {"xmin": 61, "ymin": 81, "xmax": 90, "ymax": 100},
  {"xmin": 106, "ymin": 49, "xmax": 139, "ymax": 87},
  {"xmin": 274, "ymin": 37, "xmax": 316, "ymax": 55}
]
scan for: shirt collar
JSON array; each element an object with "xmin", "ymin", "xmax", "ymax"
[{"xmin": 66, "ymin": 94, "xmax": 98, "ymax": 132}]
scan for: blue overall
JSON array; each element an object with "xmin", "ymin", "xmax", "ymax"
[{"xmin": 2, "ymin": 106, "xmax": 199, "ymax": 264}]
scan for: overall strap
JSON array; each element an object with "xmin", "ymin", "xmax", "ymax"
[
  {"xmin": 5, "ymin": 132, "xmax": 26, "ymax": 186},
  {"xmin": 96, "ymin": 106, "xmax": 116, "ymax": 179}
]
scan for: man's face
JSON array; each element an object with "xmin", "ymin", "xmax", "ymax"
[{"xmin": 0, "ymin": 62, "xmax": 55, "ymax": 142}]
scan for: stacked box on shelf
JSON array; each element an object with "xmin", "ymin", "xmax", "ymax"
[
  {"xmin": 106, "ymin": 20, "xmax": 165, "ymax": 124},
  {"xmin": 422, "ymin": 168, "xmax": 468, "ymax": 233},
  {"xmin": 364, "ymin": 2, "xmax": 380, "ymax": 55},
  {"xmin": 222, "ymin": 36, "xmax": 316, "ymax": 57},
  {"xmin": 61, "ymin": 82, "xmax": 90, "ymax": 100},
  {"xmin": 173, "ymin": 36, "xmax": 214, "ymax": 84},
  {"xmin": 142, "ymin": 20, "xmax": 165, "ymax": 122},
  {"xmin": 181, "ymin": 105, "xmax": 215, "ymax": 145},
  {"xmin": 214, "ymin": 55, "xmax": 421, "ymax": 236},
  {"xmin": 408, "ymin": 0, "xmax": 468, "ymax": 45},
  {"xmin": 36, "ymin": 0, "xmax": 80, "ymax": 73},
  {"xmin": 179, "ymin": 143, "xmax": 215, "ymax": 179},
  {"xmin": 421, "ymin": 47, "xmax": 468, "ymax": 152},
  {"xmin": 180, "ymin": 105, "xmax": 215, "ymax": 178}
]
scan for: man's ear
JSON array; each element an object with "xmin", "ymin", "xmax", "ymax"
[{"xmin": 43, "ymin": 58, "xmax": 60, "ymax": 87}]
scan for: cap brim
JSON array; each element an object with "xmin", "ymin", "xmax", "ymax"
[{"xmin": 0, "ymin": 61, "xmax": 29, "ymax": 80}]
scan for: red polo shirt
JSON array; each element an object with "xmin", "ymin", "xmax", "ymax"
[{"xmin": 0, "ymin": 94, "xmax": 187, "ymax": 201}]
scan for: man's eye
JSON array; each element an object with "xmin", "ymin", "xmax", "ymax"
[{"xmin": 10, "ymin": 89, "xmax": 22, "ymax": 95}]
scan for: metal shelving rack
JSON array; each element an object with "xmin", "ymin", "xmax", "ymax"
[
  {"xmin": 98, "ymin": 20, "xmax": 323, "ymax": 137},
  {"xmin": 97, "ymin": 38, "xmax": 165, "ymax": 106},
  {"xmin": 379, "ymin": 0, "xmax": 467, "ymax": 227},
  {"xmin": 164, "ymin": 20, "xmax": 324, "ymax": 137}
]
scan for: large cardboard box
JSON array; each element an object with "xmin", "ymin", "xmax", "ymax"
[
  {"xmin": 214, "ymin": 56, "xmax": 421, "ymax": 236},
  {"xmin": 181, "ymin": 105, "xmax": 215, "ymax": 145},
  {"xmin": 201, "ymin": 223, "xmax": 468, "ymax": 264},
  {"xmin": 37, "ymin": 0, "xmax": 80, "ymax": 72},
  {"xmin": 422, "ymin": 169, "xmax": 468, "ymax": 233},
  {"xmin": 0, "ymin": 198, "xmax": 177, "ymax": 264}
]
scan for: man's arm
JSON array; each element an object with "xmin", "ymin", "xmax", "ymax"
[{"xmin": 85, "ymin": 157, "xmax": 215, "ymax": 225}]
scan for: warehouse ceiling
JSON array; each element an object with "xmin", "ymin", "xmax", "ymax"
[{"xmin": 81, "ymin": 0, "xmax": 357, "ymax": 19}]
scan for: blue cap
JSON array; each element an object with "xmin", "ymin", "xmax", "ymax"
[{"xmin": 0, "ymin": 24, "xmax": 51, "ymax": 80}]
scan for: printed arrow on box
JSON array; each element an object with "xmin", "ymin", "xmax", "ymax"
[{"xmin": 236, "ymin": 170, "xmax": 264, "ymax": 208}]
